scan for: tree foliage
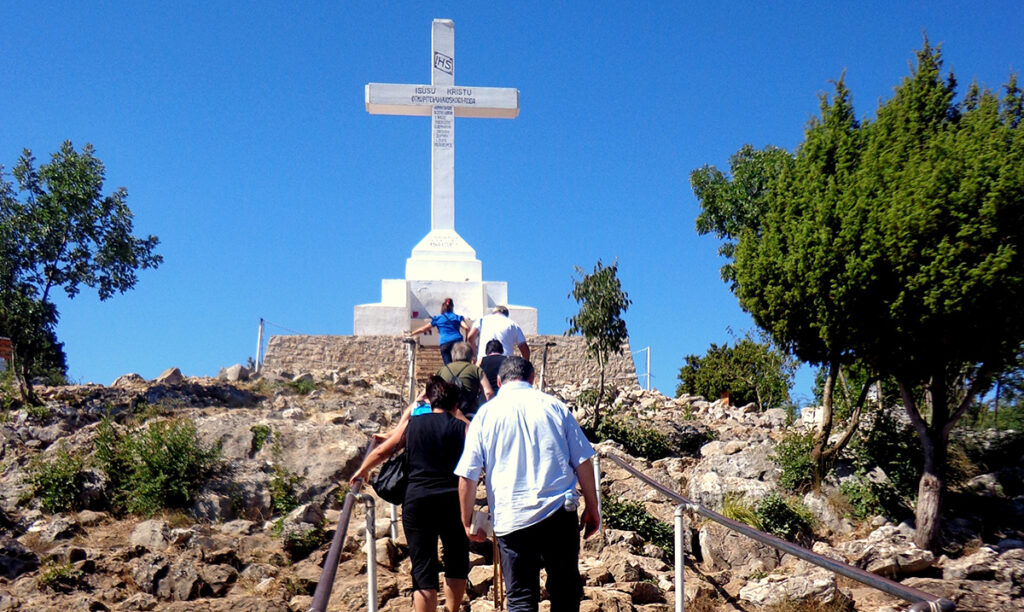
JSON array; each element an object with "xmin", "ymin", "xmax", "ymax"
[
  {"xmin": 1, "ymin": 142, "xmax": 162, "ymax": 401},
  {"xmin": 676, "ymin": 333, "xmax": 796, "ymax": 410},
  {"xmin": 566, "ymin": 259, "xmax": 631, "ymax": 430},
  {"xmin": 692, "ymin": 39, "xmax": 1024, "ymax": 549}
]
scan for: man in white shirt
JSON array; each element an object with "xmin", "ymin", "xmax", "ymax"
[
  {"xmin": 467, "ymin": 305, "xmax": 530, "ymax": 364},
  {"xmin": 455, "ymin": 357, "xmax": 600, "ymax": 612}
]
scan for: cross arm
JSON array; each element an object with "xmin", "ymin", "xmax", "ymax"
[{"xmin": 365, "ymin": 83, "xmax": 519, "ymax": 119}]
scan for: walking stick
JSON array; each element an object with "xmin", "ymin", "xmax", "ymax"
[{"xmin": 492, "ymin": 537, "xmax": 504, "ymax": 609}]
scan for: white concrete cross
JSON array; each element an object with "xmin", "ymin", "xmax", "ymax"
[{"xmin": 365, "ymin": 19, "xmax": 519, "ymax": 234}]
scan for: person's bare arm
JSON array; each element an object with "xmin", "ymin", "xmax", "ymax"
[
  {"xmin": 575, "ymin": 458, "xmax": 601, "ymax": 539},
  {"xmin": 480, "ymin": 375, "xmax": 495, "ymax": 401},
  {"xmin": 459, "ymin": 477, "xmax": 487, "ymax": 542},
  {"xmin": 517, "ymin": 342, "xmax": 531, "ymax": 362},
  {"xmin": 372, "ymin": 402, "xmax": 416, "ymax": 444},
  {"xmin": 407, "ymin": 322, "xmax": 433, "ymax": 337},
  {"xmin": 350, "ymin": 420, "xmax": 408, "ymax": 486},
  {"xmin": 451, "ymin": 408, "xmax": 471, "ymax": 433}
]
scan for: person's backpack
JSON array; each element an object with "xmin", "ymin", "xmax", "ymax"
[{"xmin": 443, "ymin": 363, "xmax": 479, "ymax": 415}]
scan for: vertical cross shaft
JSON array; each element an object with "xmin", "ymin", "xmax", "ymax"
[{"xmin": 431, "ymin": 20, "xmax": 455, "ymax": 231}]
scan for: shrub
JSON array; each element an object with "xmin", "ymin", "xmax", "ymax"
[
  {"xmin": 27, "ymin": 445, "xmax": 85, "ymax": 513},
  {"xmin": 839, "ymin": 474, "xmax": 907, "ymax": 521},
  {"xmin": 284, "ymin": 522, "xmax": 328, "ymax": 560},
  {"xmin": 26, "ymin": 403, "xmax": 51, "ymax": 420},
  {"xmin": 774, "ymin": 430, "xmax": 816, "ymax": 493},
  {"xmin": 850, "ymin": 409, "xmax": 920, "ymax": 499},
  {"xmin": 287, "ymin": 377, "xmax": 316, "ymax": 395},
  {"xmin": 269, "ymin": 464, "xmax": 303, "ymax": 515},
  {"xmin": 93, "ymin": 416, "xmax": 220, "ymax": 516},
  {"xmin": 754, "ymin": 493, "xmax": 815, "ymax": 541},
  {"xmin": 250, "ymin": 424, "xmax": 272, "ymax": 454},
  {"xmin": 595, "ymin": 418, "xmax": 672, "ymax": 460},
  {"xmin": 601, "ymin": 493, "xmax": 674, "ymax": 558},
  {"xmin": 1, "ymin": 370, "xmax": 20, "ymax": 411},
  {"xmin": 37, "ymin": 560, "xmax": 83, "ymax": 591},
  {"xmin": 577, "ymin": 388, "xmax": 601, "ymax": 408}
]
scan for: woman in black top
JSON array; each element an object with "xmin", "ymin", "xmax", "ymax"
[{"xmin": 350, "ymin": 377, "xmax": 471, "ymax": 612}]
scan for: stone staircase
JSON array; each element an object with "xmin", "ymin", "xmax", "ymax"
[{"xmin": 414, "ymin": 344, "xmax": 445, "ymax": 387}]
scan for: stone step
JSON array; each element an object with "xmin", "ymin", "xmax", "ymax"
[{"xmin": 414, "ymin": 346, "xmax": 445, "ymax": 386}]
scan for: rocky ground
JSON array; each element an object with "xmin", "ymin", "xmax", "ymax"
[{"xmin": 1, "ymin": 366, "xmax": 1022, "ymax": 611}]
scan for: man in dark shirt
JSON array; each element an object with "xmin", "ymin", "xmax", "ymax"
[{"xmin": 478, "ymin": 339, "xmax": 506, "ymax": 392}]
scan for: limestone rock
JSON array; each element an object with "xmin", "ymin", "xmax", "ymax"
[
  {"xmin": 130, "ymin": 519, "xmax": 169, "ymax": 552},
  {"xmin": 76, "ymin": 510, "xmax": 107, "ymax": 527},
  {"xmin": 942, "ymin": 546, "xmax": 999, "ymax": 580},
  {"xmin": 583, "ymin": 586, "xmax": 633, "ymax": 611},
  {"xmin": 467, "ymin": 564, "xmax": 494, "ymax": 597},
  {"xmin": 0, "ymin": 536, "xmax": 38, "ymax": 579},
  {"xmin": 156, "ymin": 559, "xmax": 201, "ymax": 601},
  {"xmin": 838, "ymin": 524, "xmax": 935, "ymax": 577},
  {"xmin": 33, "ymin": 513, "xmax": 80, "ymax": 544},
  {"xmin": 627, "ymin": 580, "xmax": 664, "ymax": 604},
  {"xmin": 739, "ymin": 565, "xmax": 837, "ymax": 606},
  {"xmin": 199, "ymin": 563, "xmax": 238, "ymax": 596},
  {"xmin": 129, "ymin": 553, "xmax": 170, "ymax": 594},
  {"xmin": 699, "ymin": 521, "xmax": 782, "ymax": 576},
  {"xmin": 218, "ymin": 364, "xmax": 251, "ymax": 382},
  {"xmin": 111, "ymin": 373, "xmax": 146, "ymax": 387},
  {"xmin": 803, "ymin": 491, "xmax": 854, "ymax": 536},
  {"xmin": 219, "ymin": 519, "xmax": 257, "ymax": 536},
  {"xmin": 903, "ymin": 577, "xmax": 1016, "ymax": 612},
  {"xmin": 114, "ymin": 593, "xmax": 158, "ymax": 610},
  {"xmin": 993, "ymin": 547, "xmax": 1024, "ymax": 586},
  {"xmin": 155, "ymin": 367, "xmax": 185, "ymax": 385}
]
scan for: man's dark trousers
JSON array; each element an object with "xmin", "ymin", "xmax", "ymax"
[{"xmin": 496, "ymin": 507, "xmax": 583, "ymax": 612}]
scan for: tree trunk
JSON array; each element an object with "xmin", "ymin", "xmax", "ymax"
[
  {"xmin": 810, "ymin": 359, "xmax": 839, "ymax": 492},
  {"xmin": 914, "ymin": 427, "xmax": 946, "ymax": 550},
  {"xmin": 901, "ymin": 367, "xmax": 993, "ymax": 552},
  {"xmin": 593, "ymin": 352, "xmax": 606, "ymax": 431},
  {"xmin": 14, "ymin": 350, "xmax": 38, "ymax": 406},
  {"xmin": 993, "ymin": 376, "xmax": 1002, "ymax": 429}
]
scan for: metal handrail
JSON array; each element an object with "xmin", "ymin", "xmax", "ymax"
[
  {"xmin": 309, "ymin": 441, "xmax": 379, "ymax": 612},
  {"xmin": 600, "ymin": 451, "xmax": 956, "ymax": 612}
]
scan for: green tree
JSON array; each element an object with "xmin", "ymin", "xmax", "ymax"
[
  {"xmin": 692, "ymin": 144, "xmax": 793, "ymax": 288},
  {"xmin": 566, "ymin": 259, "xmax": 631, "ymax": 431},
  {"xmin": 693, "ymin": 40, "xmax": 1024, "ymax": 549},
  {"xmin": 676, "ymin": 333, "xmax": 796, "ymax": 410},
  {"xmin": 694, "ymin": 78, "xmax": 872, "ymax": 490},
  {"xmin": 1, "ymin": 142, "xmax": 162, "ymax": 402}
]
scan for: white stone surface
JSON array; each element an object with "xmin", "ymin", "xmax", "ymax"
[{"xmin": 356, "ymin": 19, "xmax": 535, "ymax": 337}]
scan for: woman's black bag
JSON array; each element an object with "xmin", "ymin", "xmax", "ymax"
[{"xmin": 370, "ymin": 448, "xmax": 408, "ymax": 505}]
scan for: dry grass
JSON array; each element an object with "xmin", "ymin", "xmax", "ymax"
[
  {"xmin": 764, "ymin": 592, "xmax": 855, "ymax": 612},
  {"xmin": 686, "ymin": 588, "xmax": 724, "ymax": 612}
]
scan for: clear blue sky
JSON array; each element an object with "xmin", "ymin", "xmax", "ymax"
[{"xmin": 2, "ymin": 2, "xmax": 1022, "ymax": 403}]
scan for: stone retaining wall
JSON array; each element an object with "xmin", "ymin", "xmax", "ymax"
[{"xmin": 263, "ymin": 334, "xmax": 638, "ymax": 390}]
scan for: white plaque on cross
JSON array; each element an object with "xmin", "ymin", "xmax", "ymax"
[{"xmin": 366, "ymin": 19, "xmax": 519, "ymax": 271}]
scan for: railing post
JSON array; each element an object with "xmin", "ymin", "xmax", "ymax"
[
  {"xmin": 674, "ymin": 504, "xmax": 685, "ymax": 612},
  {"xmin": 357, "ymin": 493, "xmax": 378, "ymax": 612},
  {"xmin": 255, "ymin": 318, "xmax": 264, "ymax": 374},
  {"xmin": 593, "ymin": 454, "xmax": 604, "ymax": 544},
  {"xmin": 539, "ymin": 341, "xmax": 556, "ymax": 390},
  {"xmin": 404, "ymin": 337, "xmax": 417, "ymax": 404},
  {"xmin": 601, "ymin": 452, "xmax": 956, "ymax": 612}
]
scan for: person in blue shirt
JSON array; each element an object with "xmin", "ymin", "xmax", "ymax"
[{"xmin": 407, "ymin": 297, "xmax": 469, "ymax": 365}]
